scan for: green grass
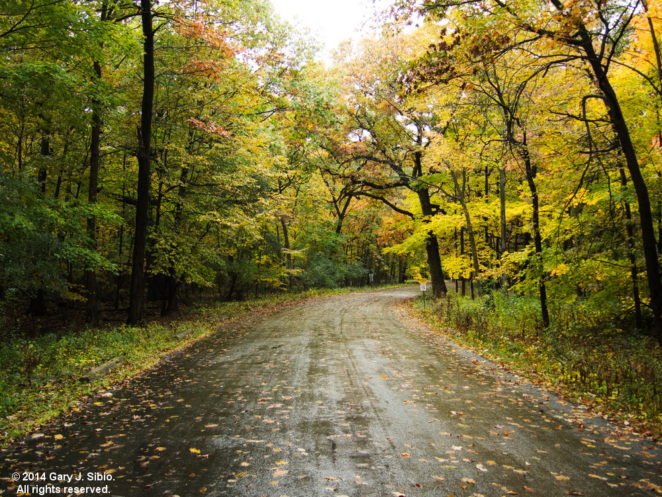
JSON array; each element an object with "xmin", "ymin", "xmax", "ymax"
[
  {"xmin": 0, "ymin": 285, "xmax": 396, "ymax": 446},
  {"xmin": 409, "ymin": 290, "xmax": 662, "ymax": 438}
]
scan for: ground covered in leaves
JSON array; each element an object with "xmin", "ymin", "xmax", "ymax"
[
  {"xmin": 0, "ymin": 287, "xmax": 384, "ymax": 445},
  {"xmin": 408, "ymin": 291, "xmax": 662, "ymax": 438},
  {"xmin": 1, "ymin": 287, "xmax": 660, "ymax": 497}
]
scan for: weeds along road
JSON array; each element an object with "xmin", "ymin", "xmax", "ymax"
[{"xmin": 2, "ymin": 287, "xmax": 661, "ymax": 497}]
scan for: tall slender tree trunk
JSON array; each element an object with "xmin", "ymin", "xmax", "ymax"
[
  {"xmin": 85, "ymin": 60, "xmax": 103, "ymax": 324},
  {"xmin": 519, "ymin": 139, "xmax": 550, "ymax": 328},
  {"xmin": 619, "ymin": 168, "xmax": 644, "ymax": 329},
  {"xmin": 16, "ymin": 121, "xmax": 24, "ymax": 170},
  {"xmin": 39, "ymin": 134, "xmax": 50, "ymax": 194},
  {"xmin": 580, "ymin": 28, "xmax": 662, "ymax": 343},
  {"xmin": 128, "ymin": 0, "xmax": 155, "ymax": 325},
  {"xmin": 450, "ymin": 169, "xmax": 479, "ymax": 276},
  {"xmin": 641, "ymin": 0, "xmax": 662, "ymax": 88},
  {"xmin": 641, "ymin": 0, "xmax": 662, "ymax": 256},
  {"xmin": 499, "ymin": 167, "xmax": 509, "ymax": 288},
  {"xmin": 279, "ymin": 215, "xmax": 293, "ymax": 289}
]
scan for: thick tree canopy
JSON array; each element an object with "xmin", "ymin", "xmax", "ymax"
[{"xmin": 0, "ymin": 0, "xmax": 661, "ymax": 347}]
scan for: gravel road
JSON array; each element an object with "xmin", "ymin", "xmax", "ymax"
[{"xmin": 2, "ymin": 287, "xmax": 661, "ymax": 497}]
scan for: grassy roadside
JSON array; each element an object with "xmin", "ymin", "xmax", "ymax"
[
  {"xmin": 0, "ymin": 285, "xmax": 395, "ymax": 447},
  {"xmin": 407, "ymin": 292, "xmax": 662, "ymax": 439}
]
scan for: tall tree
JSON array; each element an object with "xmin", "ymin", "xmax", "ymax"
[
  {"xmin": 412, "ymin": 0, "xmax": 662, "ymax": 340},
  {"xmin": 128, "ymin": 0, "xmax": 155, "ymax": 325}
]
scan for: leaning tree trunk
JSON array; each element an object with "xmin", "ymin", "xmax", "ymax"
[
  {"xmin": 580, "ymin": 27, "xmax": 662, "ymax": 343},
  {"xmin": 451, "ymin": 169, "xmax": 480, "ymax": 277},
  {"xmin": 128, "ymin": 0, "xmax": 154, "ymax": 325}
]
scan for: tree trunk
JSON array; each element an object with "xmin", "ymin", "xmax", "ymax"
[
  {"xmin": 580, "ymin": 28, "xmax": 662, "ymax": 343},
  {"xmin": 451, "ymin": 169, "xmax": 479, "ymax": 276},
  {"xmin": 39, "ymin": 134, "xmax": 50, "ymax": 194},
  {"xmin": 417, "ymin": 188, "xmax": 447, "ymax": 297},
  {"xmin": 279, "ymin": 215, "xmax": 292, "ymax": 289},
  {"xmin": 128, "ymin": 0, "xmax": 155, "ymax": 325},
  {"xmin": 16, "ymin": 121, "xmax": 24, "ymax": 170},
  {"xmin": 425, "ymin": 233, "xmax": 446, "ymax": 298},
  {"xmin": 335, "ymin": 196, "xmax": 352, "ymax": 234},
  {"xmin": 619, "ymin": 168, "xmax": 644, "ymax": 329},
  {"xmin": 53, "ymin": 131, "xmax": 71, "ymax": 200},
  {"xmin": 520, "ymin": 140, "xmax": 550, "ymax": 328},
  {"xmin": 642, "ymin": 0, "xmax": 662, "ymax": 89},
  {"xmin": 499, "ymin": 167, "xmax": 509, "ymax": 288},
  {"xmin": 85, "ymin": 60, "xmax": 103, "ymax": 325}
]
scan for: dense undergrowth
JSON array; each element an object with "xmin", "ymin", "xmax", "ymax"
[
  {"xmin": 410, "ymin": 290, "xmax": 662, "ymax": 437},
  {"xmin": 0, "ymin": 286, "xmax": 387, "ymax": 446}
]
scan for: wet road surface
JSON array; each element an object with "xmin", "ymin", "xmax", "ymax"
[{"xmin": 2, "ymin": 287, "xmax": 661, "ymax": 496}]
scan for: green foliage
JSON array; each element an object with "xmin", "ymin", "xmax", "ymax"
[
  {"xmin": 0, "ymin": 172, "xmax": 116, "ymax": 300},
  {"xmin": 413, "ymin": 291, "xmax": 662, "ymax": 431},
  {"xmin": 301, "ymin": 253, "xmax": 368, "ymax": 288}
]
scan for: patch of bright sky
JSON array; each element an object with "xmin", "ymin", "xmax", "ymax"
[{"xmin": 269, "ymin": 0, "xmax": 392, "ymax": 63}]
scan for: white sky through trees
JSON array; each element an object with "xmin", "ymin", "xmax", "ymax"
[{"xmin": 269, "ymin": 0, "xmax": 383, "ymax": 61}]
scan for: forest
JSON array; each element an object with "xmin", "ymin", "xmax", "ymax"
[{"xmin": 1, "ymin": 0, "xmax": 662, "ymax": 434}]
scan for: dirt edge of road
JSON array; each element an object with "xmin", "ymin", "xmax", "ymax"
[
  {"xmin": 398, "ymin": 299, "xmax": 661, "ymax": 444},
  {"xmin": 1, "ymin": 288, "xmax": 388, "ymax": 448}
]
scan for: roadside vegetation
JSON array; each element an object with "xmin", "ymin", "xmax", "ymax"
[
  {"xmin": 0, "ymin": 286, "xmax": 391, "ymax": 446},
  {"xmin": 410, "ymin": 291, "xmax": 662, "ymax": 438}
]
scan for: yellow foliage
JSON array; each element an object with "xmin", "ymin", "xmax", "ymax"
[{"xmin": 550, "ymin": 263, "xmax": 570, "ymax": 277}]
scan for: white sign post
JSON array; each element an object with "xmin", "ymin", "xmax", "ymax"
[{"xmin": 420, "ymin": 281, "xmax": 428, "ymax": 308}]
